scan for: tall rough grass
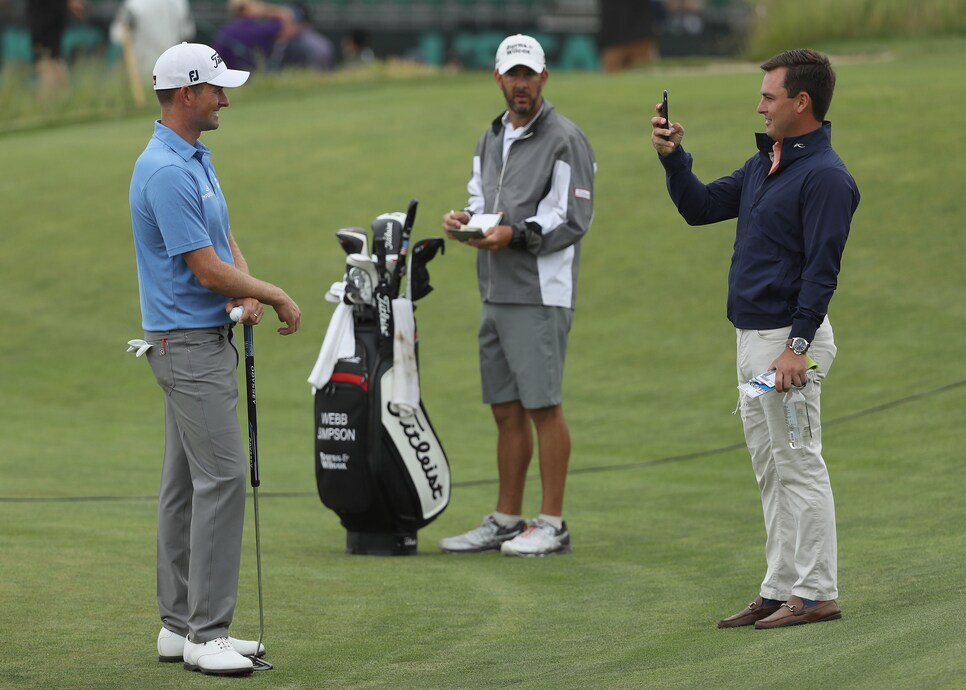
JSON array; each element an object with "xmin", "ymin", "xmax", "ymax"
[
  {"xmin": 0, "ymin": 56, "xmax": 436, "ymax": 134},
  {"xmin": 744, "ymin": 0, "xmax": 966, "ymax": 58},
  {"xmin": 0, "ymin": 58, "xmax": 136, "ymax": 132}
]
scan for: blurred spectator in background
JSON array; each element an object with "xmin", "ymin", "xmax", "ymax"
[
  {"xmin": 213, "ymin": 0, "xmax": 334, "ymax": 72},
  {"xmin": 109, "ymin": 0, "xmax": 196, "ymax": 78},
  {"xmin": 598, "ymin": 0, "xmax": 657, "ymax": 72},
  {"xmin": 27, "ymin": 0, "xmax": 85, "ymax": 97},
  {"xmin": 340, "ymin": 28, "xmax": 375, "ymax": 68}
]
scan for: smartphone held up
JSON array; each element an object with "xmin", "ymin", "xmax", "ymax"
[{"xmin": 660, "ymin": 89, "xmax": 670, "ymax": 140}]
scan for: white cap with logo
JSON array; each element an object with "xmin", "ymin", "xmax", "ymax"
[
  {"xmin": 153, "ymin": 42, "xmax": 250, "ymax": 90},
  {"xmin": 495, "ymin": 34, "xmax": 546, "ymax": 75}
]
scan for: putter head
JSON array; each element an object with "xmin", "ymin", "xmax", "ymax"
[
  {"xmin": 336, "ymin": 228, "xmax": 368, "ymax": 256},
  {"xmin": 246, "ymin": 656, "xmax": 273, "ymax": 671}
]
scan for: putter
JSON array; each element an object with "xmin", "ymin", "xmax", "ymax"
[{"xmin": 235, "ymin": 312, "xmax": 274, "ymax": 672}]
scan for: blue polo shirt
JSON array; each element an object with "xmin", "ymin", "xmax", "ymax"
[{"xmin": 130, "ymin": 121, "xmax": 236, "ymax": 331}]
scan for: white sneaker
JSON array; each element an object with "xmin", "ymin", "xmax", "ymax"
[
  {"xmin": 158, "ymin": 627, "xmax": 266, "ymax": 662},
  {"xmin": 439, "ymin": 515, "xmax": 526, "ymax": 553},
  {"xmin": 500, "ymin": 518, "xmax": 572, "ymax": 557},
  {"xmin": 183, "ymin": 637, "xmax": 254, "ymax": 676}
]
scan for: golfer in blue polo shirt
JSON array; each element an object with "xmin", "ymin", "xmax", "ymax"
[{"xmin": 129, "ymin": 42, "xmax": 300, "ymax": 676}]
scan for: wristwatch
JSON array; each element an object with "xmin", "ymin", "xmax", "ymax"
[{"xmin": 787, "ymin": 337, "xmax": 810, "ymax": 356}]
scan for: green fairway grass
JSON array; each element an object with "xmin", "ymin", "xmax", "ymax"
[{"xmin": 1, "ymin": 37, "xmax": 964, "ymax": 688}]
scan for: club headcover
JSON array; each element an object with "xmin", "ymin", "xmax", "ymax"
[
  {"xmin": 336, "ymin": 227, "xmax": 368, "ymax": 256},
  {"xmin": 410, "ymin": 237, "xmax": 446, "ymax": 301},
  {"xmin": 371, "ymin": 212, "xmax": 405, "ymax": 257}
]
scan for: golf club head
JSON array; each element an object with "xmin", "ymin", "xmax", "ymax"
[
  {"xmin": 345, "ymin": 253, "xmax": 378, "ymax": 306},
  {"xmin": 247, "ymin": 656, "xmax": 273, "ymax": 671},
  {"xmin": 336, "ymin": 228, "xmax": 368, "ymax": 256}
]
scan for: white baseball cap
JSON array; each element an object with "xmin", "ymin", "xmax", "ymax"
[
  {"xmin": 153, "ymin": 42, "xmax": 250, "ymax": 90},
  {"xmin": 495, "ymin": 34, "xmax": 546, "ymax": 75}
]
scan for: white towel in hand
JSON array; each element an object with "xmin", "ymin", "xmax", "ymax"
[
  {"xmin": 307, "ymin": 302, "xmax": 355, "ymax": 391},
  {"xmin": 390, "ymin": 298, "xmax": 419, "ymax": 416}
]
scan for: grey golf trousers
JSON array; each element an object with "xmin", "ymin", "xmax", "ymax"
[{"xmin": 144, "ymin": 325, "xmax": 247, "ymax": 643}]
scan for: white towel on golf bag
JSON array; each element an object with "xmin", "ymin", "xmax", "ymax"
[
  {"xmin": 390, "ymin": 298, "xmax": 420, "ymax": 416},
  {"xmin": 307, "ymin": 302, "xmax": 356, "ymax": 392}
]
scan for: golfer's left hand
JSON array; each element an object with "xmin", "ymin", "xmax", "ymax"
[
  {"xmin": 466, "ymin": 225, "xmax": 512, "ymax": 251},
  {"xmin": 226, "ymin": 298, "xmax": 263, "ymax": 325}
]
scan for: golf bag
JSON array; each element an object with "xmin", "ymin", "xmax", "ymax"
[{"xmin": 312, "ymin": 203, "xmax": 450, "ymax": 555}]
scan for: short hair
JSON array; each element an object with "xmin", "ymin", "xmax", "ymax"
[
  {"xmin": 760, "ymin": 49, "xmax": 836, "ymax": 121},
  {"xmin": 155, "ymin": 82, "xmax": 207, "ymax": 106}
]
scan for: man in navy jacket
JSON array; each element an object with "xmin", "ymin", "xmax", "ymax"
[{"xmin": 651, "ymin": 49, "xmax": 859, "ymax": 629}]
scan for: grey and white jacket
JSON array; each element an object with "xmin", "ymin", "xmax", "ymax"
[{"xmin": 465, "ymin": 100, "xmax": 595, "ymax": 309}]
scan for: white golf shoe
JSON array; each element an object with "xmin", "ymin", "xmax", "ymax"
[
  {"xmin": 500, "ymin": 518, "xmax": 572, "ymax": 557},
  {"xmin": 158, "ymin": 627, "xmax": 266, "ymax": 662},
  {"xmin": 183, "ymin": 637, "xmax": 254, "ymax": 676},
  {"xmin": 439, "ymin": 515, "xmax": 526, "ymax": 553}
]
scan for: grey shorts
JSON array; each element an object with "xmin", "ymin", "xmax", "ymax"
[{"xmin": 478, "ymin": 303, "xmax": 573, "ymax": 409}]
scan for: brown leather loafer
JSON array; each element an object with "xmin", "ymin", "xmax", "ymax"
[
  {"xmin": 718, "ymin": 596, "xmax": 783, "ymax": 628},
  {"xmin": 754, "ymin": 596, "xmax": 842, "ymax": 629}
]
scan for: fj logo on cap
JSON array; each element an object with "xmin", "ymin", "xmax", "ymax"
[{"xmin": 152, "ymin": 43, "xmax": 249, "ymax": 90}]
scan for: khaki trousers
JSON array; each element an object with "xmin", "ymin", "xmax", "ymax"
[{"xmin": 736, "ymin": 317, "xmax": 838, "ymax": 601}]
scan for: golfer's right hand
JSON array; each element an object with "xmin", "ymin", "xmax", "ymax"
[
  {"xmin": 442, "ymin": 210, "xmax": 470, "ymax": 234},
  {"xmin": 651, "ymin": 103, "xmax": 683, "ymax": 157},
  {"xmin": 273, "ymin": 296, "xmax": 301, "ymax": 336}
]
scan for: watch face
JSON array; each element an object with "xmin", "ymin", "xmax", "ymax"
[{"xmin": 791, "ymin": 337, "xmax": 809, "ymax": 355}]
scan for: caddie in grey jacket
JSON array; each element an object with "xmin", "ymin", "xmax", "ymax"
[
  {"xmin": 467, "ymin": 100, "xmax": 596, "ymax": 309},
  {"xmin": 440, "ymin": 34, "xmax": 595, "ymax": 558}
]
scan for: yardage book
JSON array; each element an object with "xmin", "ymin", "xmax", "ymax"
[{"xmin": 452, "ymin": 213, "xmax": 503, "ymax": 241}]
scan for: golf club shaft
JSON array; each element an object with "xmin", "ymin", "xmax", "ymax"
[
  {"xmin": 253, "ymin": 484, "xmax": 264, "ymax": 651},
  {"xmin": 242, "ymin": 324, "xmax": 265, "ymax": 650},
  {"xmin": 391, "ymin": 199, "xmax": 418, "ymax": 297}
]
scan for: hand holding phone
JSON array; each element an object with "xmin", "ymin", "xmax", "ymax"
[{"xmin": 659, "ymin": 89, "xmax": 670, "ymax": 140}]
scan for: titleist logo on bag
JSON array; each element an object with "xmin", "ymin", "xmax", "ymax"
[{"xmin": 381, "ymin": 372, "xmax": 450, "ymax": 519}]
